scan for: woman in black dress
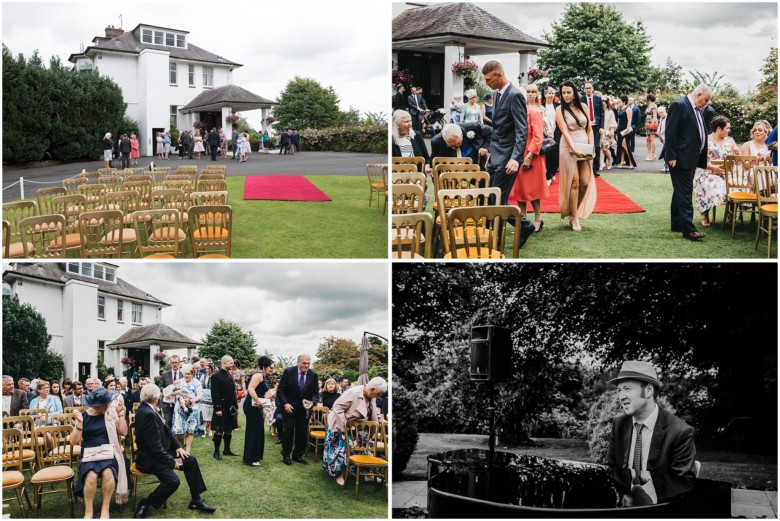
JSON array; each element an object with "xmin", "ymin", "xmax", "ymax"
[
  {"xmin": 318, "ymin": 378, "xmax": 340, "ymax": 410},
  {"xmin": 242, "ymin": 356, "xmax": 275, "ymax": 466},
  {"xmin": 616, "ymin": 96, "xmax": 637, "ymax": 169},
  {"xmin": 70, "ymin": 387, "xmax": 128, "ymax": 518}
]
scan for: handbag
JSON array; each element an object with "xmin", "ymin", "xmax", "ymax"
[
  {"xmin": 540, "ymin": 137, "xmax": 556, "ymax": 155},
  {"xmin": 82, "ymin": 444, "xmax": 114, "ymax": 462},
  {"xmin": 573, "ymin": 142, "xmax": 594, "ymax": 159}
]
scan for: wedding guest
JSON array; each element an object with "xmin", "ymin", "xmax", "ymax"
[
  {"xmin": 168, "ymin": 364, "xmax": 204, "ymax": 453},
  {"xmin": 156, "ymin": 132, "xmax": 164, "ymax": 159},
  {"xmin": 119, "ymin": 134, "xmax": 132, "ymax": 169},
  {"xmin": 449, "ymin": 95, "xmax": 464, "ymax": 123},
  {"xmin": 615, "ymin": 96, "xmax": 637, "ymax": 169},
  {"xmin": 581, "ymin": 81, "xmax": 604, "ymax": 177},
  {"xmin": 262, "ymin": 131, "xmax": 271, "ymax": 154},
  {"xmin": 103, "ymin": 133, "xmax": 114, "ymax": 169},
  {"xmin": 657, "ymin": 106, "xmax": 668, "ymax": 171},
  {"xmin": 63, "ymin": 377, "xmax": 74, "ymax": 397},
  {"xmin": 628, "ymin": 97, "xmax": 641, "ymax": 153},
  {"xmin": 193, "ymin": 131, "xmax": 205, "ymax": 159},
  {"xmin": 210, "ymin": 355, "xmax": 239, "ymax": 460},
  {"xmin": 694, "ymin": 115, "xmax": 738, "ymax": 228},
  {"xmin": 64, "ymin": 381, "xmax": 86, "ymax": 408},
  {"xmin": 601, "ymin": 95, "xmax": 617, "ymax": 170},
  {"xmin": 741, "ymin": 120, "xmax": 772, "ymax": 159},
  {"xmin": 391, "ymin": 110, "xmax": 432, "ymax": 174},
  {"xmin": 243, "ymin": 356, "xmax": 274, "ymax": 467},
  {"xmin": 542, "ymin": 87, "xmax": 560, "ymax": 182},
  {"xmin": 645, "ymin": 94, "xmax": 659, "ymax": 160},
  {"xmin": 481, "ymin": 93, "xmax": 494, "ymax": 126},
  {"xmin": 556, "ymin": 80, "xmax": 597, "ymax": 232},
  {"xmin": 766, "ymin": 124, "xmax": 778, "ymax": 166},
  {"xmin": 393, "ymin": 84, "xmax": 408, "ymax": 112},
  {"xmin": 461, "ymin": 89, "xmax": 482, "ymax": 123},
  {"xmin": 2, "ymin": 375, "xmax": 28, "ymax": 416},
  {"xmin": 29, "ymin": 380, "xmax": 63, "ymax": 420},
  {"xmin": 512, "ymin": 83, "xmax": 548, "ymax": 232},
  {"xmin": 50, "ymin": 380, "xmax": 65, "ymax": 410},
  {"xmin": 163, "ymin": 131, "xmax": 172, "ymax": 159},
  {"xmin": 199, "ymin": 364, "xmax": 214, "ymax": 437},
  {"xmin": 318, "ymin": 378, "xmax": 340, "ymax": 410},
  {"xmin": 129, "ymin": 133, "xmax": 140, "ymax": 165}
]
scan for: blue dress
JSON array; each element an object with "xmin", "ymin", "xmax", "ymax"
[
  {"xmin": 242, "ymin": 376, "xmax": 269, "ymax": 464},
  {"xmin": 75, "ymin": 412, "xmax": 117, "ymax": 497},
  {"xmin": 172, "ymin": 382, "xmax": 204, "ymax": 437}
]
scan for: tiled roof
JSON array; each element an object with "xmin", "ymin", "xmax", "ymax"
[
  {"xmin": 180, "ymin": 84, "xmax": 276, "ymax": 113},
  {"xmin": 3, "ymin": 263, "xmax": 169, "ymax": 306},
  {"xmin": 107, "ymin": 323, "xmax": 200, "ymax": 347},
  {"xmin": 393, "ymin": 2, "xmax": 547, "ymax": 47}
]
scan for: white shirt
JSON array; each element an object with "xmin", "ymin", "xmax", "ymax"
[
  {"xmin": 2, "ymin": 394, "xmax": 11, "ymax": 414},
  {"xmin": 628, "ymin": 403, "xmax": 659, "ymax": 471},
  {"xmin": 686, "ymin": 94, "xmax": 706, "ymax": 151}
]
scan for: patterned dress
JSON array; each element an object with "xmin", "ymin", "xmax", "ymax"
[
  {"xmin": 171, "ymin": 381, "xmax": 204, "ymax": 436},
  {"xmin": 693, "ymin": 136, "xmax": 738, "ymax": 214}
]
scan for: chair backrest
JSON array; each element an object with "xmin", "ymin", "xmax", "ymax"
[
  {"xmin": 391, "ymin": 171, "xmax": 427, "ymax": 192},
  {"xmin": 391, "ymin": 156, "xmax": 425, "ymax": 172},
  {"xmin": 77, "ymin": 183, "xmax": 108, "ymax": 210},
  {"xmin": 63, "ymin": 406, "xmax": 89, "ymax": 415},
  {"xmin": 97, "ymin": 167, "xmax": 117, "ymax": 175},
  {"xmin": 151, "ymin": 166, "xmax": 171, "ymax": 176},
  {"xmin": 190, "ymin": 191, "xmax": 228, "ymax": 206},
  {"xmin": 123, "ymin": 181, "xmax": 153, "ymax": 206},
  {"xmin": 106, "ymin": 190, "xmax": 142, "ymax": 223},
  {"xmin": 160, "ymin": 181, "xmax": 193, "ymax": 199},
  {"xmin": 20, "ymin": 214, "xmax": 67, "ymax": 258},
  {"xmin": 2, "ymin": 415, "xmax": 36, "ymax": 453},
  {"xmin": 79, "ymin": 209, "xmax": 125, "ymax": 257},
  {"xmin": 437, "ymin": 187, "xmax": 501, "ymax": 254},
  {"xmin": 19, "ymin": 408, "xmax": 49, "ymax": 428},
  {"xmin": 49, "ymin": 412, "xmax": 78, "ymax": 428},
  {"xmin": 62, "ymin": 177, "xmax": 87, "ymax": 193},
  {"xmin": 201, "ymin": 165, "xmax": 226, "ymax": 174},
  {"xmin": 309, "ymin": 406, "xmax": 329, "ymax": 430},
  {"xmin": 79, "ymin": 171, "xmax": 101, "ymax": 183},
  {"xmin": 188, "ymin": 205, "xmax": 232, "ymax": 258},
  {"xmin": 433, "ymin": 163, "xmax": 480, "ymax": 195},
  {"xmin": 198, "ymin": 172, "xmax": 226, "ymax": 181},
  {"xmin": 196, "ymin": 179, "xmax": 227, "ymax": 192},
  {"xmin": 754, "ymin": 165, "xmax": 778, "ymax": 212},
  {"xmin": 165, "ymin": 173, "xmax": 193, "ymax": 183},
  {"xmin": 35, "ymin": 425, "xmax": 74, "ymax": 469},
  {"xmin": 724, "ymin": 155, "xmax": 759, "ymax": 194},
  {"xmin": 126, "ymin": 174, "xmax": 154, "ymax": 184},
  {"xmin": 391, "ymin": 184, "xmax": 425, "ymax": 214},
  {"xmin": 2, "ymin": 220, "xmax": 9, "ymax": 258},
  {"xmin": 345, "ymin": 419, "xmax": 381, "ymax": 458},
  {"xmin": 392, "ymin": 212, "xmax": 433, "ymax": 259},
  {"xmin": 3, "ymin": 200, "xmax": 38, "ymax": 239},
  {"xmin": 133, "ymin": 209, "xmax": 181, "ymax": 258},
  {"xmin": 98, "ymin": 175, "xmax": 124, "ymax": 192},
  {"xmin": 391, "ymin": 163, "xmax": 420, "ymax": 175},
  {"xmin": 151, "ymin": 188, "xmax": 188, "ymax": 211},
  {"xmin": 438, "ymin": 170, "xmax": 491, "ymax": 191},
  {"xmin": 37, "ymin": 187, "xmax": 68, "ymax": 216},
  {"xmin": 2, "ymin": 428, "xmax": 26, "ymax": 472},
  {"xmin": 176, "ymin": 165, "xmax": 198, "ymax": 174},
  {"xmin": 432, "ymin": 156, "xmax": 473, "ymax": 169},
  {"xmin": 52, "ymin": 194, "xmax": 88, "ymax": 231},
  {"xmin": 447, "ymin": 205, "xmax": 522, "ymax": 259},
  {"xmin": 366, "ymin": 164, "xmax": 388, "ymax": 186}
]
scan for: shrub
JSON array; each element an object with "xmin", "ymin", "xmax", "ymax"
[
  {"xmin": 392, "ymin": 379, "xmax": 419, "ymax": 477},
  {"xmin": 587, "ymin": 389, "xmax": 677, "ymax": 464},
  {"xmin": 529, "ymin": 406, "xmax": 583, "ymax": 439},
  {"xmin": 300, "ymin": 125, "xmax": 385, "ymax": 154}
]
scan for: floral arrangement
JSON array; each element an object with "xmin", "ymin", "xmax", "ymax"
[
  {"xmin": 527, "ymin": 68, "xmax": 550, "ymax": 84},
  {"xmin": 392, "ymin": 67, "xmax": 414, "ymax": 86},
  {"xmin": 120, "ymin": 356, "xmax": 135, "ymax": 368},
  {"xmin": 264, "ymin": 115, "xmax": 276, "ymax": 124},
  {"xmin": 153, "ymin": 352, "xmax": 168, "ymax": 362},
  {"xmin": 225, "ymin": 114, "xmax": 240, "ymax": 124},
  {"xmin": 451, "ymin": 60, "xmax": 479, "ymax": 78},
  {"xmin": 192, "ymin": 120, "xmax": 209, "ymax": 130}
]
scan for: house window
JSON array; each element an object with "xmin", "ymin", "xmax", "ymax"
[
  {"xmin": 94, "ymin": 264, "xmax": 104, "ymax": 280},
  {"xmin": 170, "ymin": 106, "xmax": 178, "ymax": 129},
  {"xmin": 203, "ymin": 66, "xmax": 213, "ymax": 88},
  {"xmin": 188, "ymin": 64, "xmax": 195, "ymax": 86},
  {"xmin": 169, "ymin": 61, "xmax": 177, "ymax": 85},
  {"xmin": 154, "ymin": 31, "xmax": 164, "ymax": 45},
  {"xmin": 117, "ymin": 300, "xmax": 124, "ymax": 322},
  {"xmin": 132, "ymin": 303, "xmax": 142, "ymax": 324},
  {"xmin": 177, "ymin": 35, "xmax": 186, "ymax": 48},
  {"xmin": 105, "ymin": 267, "xmax": 115, "ymax": 282},
  {"xmin": 142, "ymin": 29, "xmax": 152, "ymax": 43},
  {"xmin": 98, "ymin": 296, "xmax": 105, "ymax": 320},
  {"xmin": 166, "ymin": 33, "xmax": 175, "ymax": 47},
  {"xmin": 68, "ymin": 262, "xmax": 79, "ymax": 274},
  {"xmin": 81, "ymin": 262, "xmax": 93, "ymax": 277},
  {"xmin": 98, "ymin": 341, "xmax": 105, "ymax": 365}
]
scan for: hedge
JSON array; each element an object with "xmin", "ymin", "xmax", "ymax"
[{"xmin": 300, "ymin": 124, "xmax": 386, "ymax": 154}]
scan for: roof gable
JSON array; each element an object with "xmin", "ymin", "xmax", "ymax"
[
  {"xmin": 180, "ymin": 84, "xmax": 276, "ymax": 113},
  {"xmin": 108, "ymin": 323, "xmax": 201, "ymax": 347}
]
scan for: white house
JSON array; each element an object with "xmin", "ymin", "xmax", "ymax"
[
  {"xmin": 3, "ymin": 262, "xmax": 199, "ymax": 384},
  {"xmin": 68, "ymin": 23, "xmax": 276, "ymax": 156}
]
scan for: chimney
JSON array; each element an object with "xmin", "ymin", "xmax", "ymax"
[{"xmin": 105, "ymin": 25, "xmax": 124, "ymax": 39}]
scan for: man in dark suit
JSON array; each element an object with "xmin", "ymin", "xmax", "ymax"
[
  {"xmin": 63, "ymin": 380, "xmax": 86, "ymax": 408},
  {"xmin": 628, "ymin": 97, "xmax": 641, "ymax": 153},
  {"xmin": 119, "ymin": 134, "xmax": 132, "ymax": 169},
  {"xmin": 430, "ymin": 122, "xmax": 492, "ymax": 168},
  {"xmin": 581, "ymin": 81, "xmax": 604, "ymax": 177},
  {"xmin": 133, "ymin": 384, "xmax": 215, "ymax": 518},
  {"xmin": 231, "ymin": 129, "xmax": 239, "ymax": 160},
  {"xmin": 186, "ymin": 132, "xmax": 194, "ymax": 160},
  {"xmin": 160, "ymin": 355, "xmax": 182, "ymax": 428},
  {"xmin": 664, "ymin": 84, "xmax": 713, "ymax": 241},
  {"xmin": 407, "ymin": 86, "xmax": 427, "ymax": 134},
  {"xmin": 393, "ymin": 84, "xmax": 408, "ymax": 112},
  {"xmin": 608, "ymin": 360, "xmax": 696, "ymax": 479},
  {"xmin": 210, "ymin": 355, "xmax": 239, "ymax": 460},
  {"xmin": 277, "ymin": 354, "xmax": 319, "ymax": 465},
  {"xmin": 481, "ymin": 60, "xmax": 527, "ymax": 206},
  {"xmin": 207, "ymin": 128, "xmax": 221, "ymax": 161},
  {"xmin": 2, "ymin": 375, "xmax": 29, "ymax": 416}
]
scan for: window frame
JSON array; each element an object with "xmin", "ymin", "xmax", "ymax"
[
  {"xmin": 169, "ymin": 61, "xmax": 177, "ymax": 85},
  {"xmin": 97, "ymin": 295, "xmax": 106, "ymax": 320},
  {"xmin": 188, "ymin": 64, "xmax": 195, "ymax": 87},
  {"xmin": 202, "ymin": 66, "xmax": 214, "ymax": 88},
  {"xmin": 117, "ymin": 299, "xmax": 124, "ymax": 323},
  {"xmin": 132, "ymin": 302, "xmax": 143, "ymax": 325}
]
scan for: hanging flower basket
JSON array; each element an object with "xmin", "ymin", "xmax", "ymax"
[
  {"xmin": 153, "ymin": 352, "xmax": 168, "ymax": 362},
  {"xmin": 264, "ymin": 115, "xmax": 276, "ymax": 124},
  {"xmin": 225, "ymin": 114, "xmax": 240, "ymax": 124},
  {"xmin": 527, "ymin": 68, "xmax": 550, "ymax": 84},
  {"xmin": 392, "ymin": 67, "xmax": 414, "ymax": 86},
  {"xmin": 192, "ymin": 120, "xmax": 209, "ymax": 130},
  {"xmin": 120, "ymin": 357, "xmax": 135, "ymax": 368},
  {"xmin": 451, "ymin": 60, "xmax": 479, "ymax": 78}
]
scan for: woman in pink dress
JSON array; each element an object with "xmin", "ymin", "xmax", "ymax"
[
  {"xmin": 130, "ymin": 133, "xmax": 140, "ymax": 165},
  {"xmin": 156, "ymin": 132, "xmax": 164, "ymax": 159},
  {"xmin": 193, "ymin": 130, "xmax": 205, "ymax": 159},
  {"xmin": 511, "ymin": 84, "xmax": 548, "ymax": 232}
]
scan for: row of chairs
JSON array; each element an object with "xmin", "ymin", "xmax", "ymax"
[{"xmin": 58, "ymin": 176, "xmax": 226, "ymax": 205}]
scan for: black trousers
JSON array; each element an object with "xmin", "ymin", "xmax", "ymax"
[
  {"xmin": 210, "ymin": 144, "xmax": 219, "ymax": 161},
  {"xmin": 121, "ymin": 152, "xmax": 130, "ymax": 170},
  {"xmin": 411, "ymin": 113, "xmax": 422, "ymax": 133},
  {"xmin": 591, "ymin": 125, "xmax": 601, "ymax": 174},
  {"xmin": 627, "ymin": 128, "xmax": 636, "ymax": 152},
  {"xmin": 139, "ymin": 455, "xmax": 206, "ymax": 509},
  {"xmin": 669, "ymin": 165, "xmax": 697, "ymax": 235},
  {"xmin": 162, "ymin": 403, "xmax": 174, "ymax": 429},
  {"xmin": 281, "ymin": 406, "xmax": 308, "ymax": 458}
]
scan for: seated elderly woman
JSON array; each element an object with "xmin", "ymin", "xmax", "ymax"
[
  {"xmin": 694, "ymin": 115, "xmax": 739, "ymax": 227},
  {"xmin": 391, "ymin": 110, "xmax": 432, "ymax": 174},
  {"xmin": 322, "ymin": 376, "xmax": 387, "ymax": 486},
  {"xmin": 29, "ymin": 380, "xmax": 63, "ymax": 424}
]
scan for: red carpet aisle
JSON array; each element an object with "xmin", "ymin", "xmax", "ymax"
[
  {"xmin": 509, "ymin": 176, "xmax": 645, "ymax": 214},
  {"xmin": 243, "ymin": 175, "xmax": 332, "ymax": 202}
]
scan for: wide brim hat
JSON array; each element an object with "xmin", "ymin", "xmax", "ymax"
[
  {"xmin": 464, "ymin": 89, "xmax": 477, "ymax": 99},
  {"xmin": 609, "ymin": 360, "xmax": 663, "ymax": 389},
  {"xmin": 483, "ymin": 93, "xmax": 493, "ymax": 100},
  {"xmin": 84, "ymin": 386, "xmax": 118, "ymax": 407}
]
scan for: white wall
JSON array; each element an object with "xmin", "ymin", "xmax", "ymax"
[{"xmin": 138, "ymin": 49, "xmax": 170, "ymax": 156}]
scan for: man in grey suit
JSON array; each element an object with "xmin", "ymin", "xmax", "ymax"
[
  {"xmin": 481, "ymin": 60, "xmax": 527, "ymax": 207},
  {"xmin": 2, "ymin": 375, "xmax": 29, "ymax": 416},
  {"xmin": 160, "ymin": 355, "xmax": 183, "ymax": 428},
  {"xmin": 63, "ymin": 381, "xmax": 86, "ymax": 408}
]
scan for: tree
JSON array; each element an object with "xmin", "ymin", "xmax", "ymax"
[
  {"xmin": 272, "ymin": 76, "xmax": 341, "ymax": 130},
  {"xmin": 198, "ymin": 319, "xmax": 258, "ymax": 370},
  {"xmin": 315, "ymin": 336, "xmax": 360, "ymax": 372},
  {"xmin": 755, "ymin": 47, "xmax": 777, "ymax": 105},
  {"xmin": 686, "ymin": 70, "xmax": 726, "ymax": 92},
  {"xmin": 335, "ymin": 106, "xmax": 362, "ymax": 126},
  {"xmin": 2, "ymin": 295, "xmax": 64, "ymax": 382},
  {"xmin": 644, "ymin": 57, "xmax": 684, "ymax": 92},
  {"xmin": 537, "ymin": 3, "xmax": 652, "ymax": 94}
]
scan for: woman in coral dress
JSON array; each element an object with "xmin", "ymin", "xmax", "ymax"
[
  {"xmin": 556, "ymin": 80, "xmax": 596, "ymax": 232},
  {"xmin": 130, "ymin": 133, "xmax": 140, "ymax": 165},
  {"xmin": 510, "ymin": 84, "xmax": 548, "ymax": 232}
]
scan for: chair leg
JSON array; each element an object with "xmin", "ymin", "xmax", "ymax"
[
  {"xmin": 755, "ymin": 214, "xmax": 762, "ymax": 250},
  {"xmin": 67, "ymin": 479, "xmax": 75, "ymax": 518},
  {"xmin": 23, "ymin": 486, "xmax": 32, "ymax": 511},
  {"xmin": 768, "ymin": 217, "xmax": 774, "ymax": 259},
  {"xmin": 731, "ymin": 203, "xmax": 737, "ymax": 239},
  {"xmin": 355, "ymin": 466, "xmax": 360, "ymax": 500},
  {"xmin": 15, "ymin": 487, "xmax": 27, "ymax": 518}
]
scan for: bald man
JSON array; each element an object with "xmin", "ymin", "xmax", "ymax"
[{"xmin": 209, "ymin": 355, "xmax": 239, "ymax": 460}]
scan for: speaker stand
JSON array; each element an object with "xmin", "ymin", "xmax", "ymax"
[{"xmin": 487, "ymin": 379, "xmax": 495, "ymax": 468}]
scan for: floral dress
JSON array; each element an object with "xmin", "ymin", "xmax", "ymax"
[
  {"xmin": 171, "ymin": 381, "xmax": 204, "ymax": 436},
  {"xmin": 693, "ymin": 136, "xmax": 738, "ymax": 214}
]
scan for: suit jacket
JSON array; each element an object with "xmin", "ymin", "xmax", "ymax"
[
  {"xmin": 393, "ymin": 92, "xmax": 408, "ymax": 111},
  {"xmin": 63, "ymin": 393, "xmax": 86, "ymax": 408},
  {"xmin": 488, "ymin": 83, "xmax": 528, "ymax": 169},
  {"xmin": 407, "ymin": 94, "xmax": 427, "ymax": 116},
  {"xmin": 277, "ymin": 366, "xmax": 319, "ymax": 411},
  {"xmin": 580, "ymin": 94, "xmax": 604, "ymax": 130},
  {"xmin": 160, "ymin": 369, "xmax": 183, "ymax": 408},
  {"xmin": 5, "ymin": 389, "xmax": 28, "ymax": 416},
  {"xmin": 664, "ymin": 96, "xmax": 708, "ymax": 171},
  {"xmin": 631, "ymin": 106, "xmax": 641, "ymax": 130},
  {"xmin": 135, "ymin": 402, "xmax": 180, "ymax": 472},
  {"xmin": 326, "ymin": 385, "xmax": 379, "ymax": 433},
  {"xmin": 210, "ymin": 369, "xmax": 237, "ymax": 415},
  {"xmin": 430, "ymin": 121, "xmax": 492, "ymax": 166},
  {"xmin": 391, "ymin": 131, "xmax": 431, "ymax": 167},
  {"xmin": 608, "ymin": 408, "xmax": 696, "ymax": 478},
  {"xmin": 207, "ymin": 130, "xmax": 220, "ymax": 147}
]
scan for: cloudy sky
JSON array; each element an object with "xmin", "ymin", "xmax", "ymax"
[
  {"xmin": 2, "ymin": 1, "xmax": 391, "ymax": 128},
  {"xmin": 393, "ymin": 1, "xmax": 777, "ymax": 94},
  {"xmin": 104, "ymin": 262, "xmax": 387, "ymax": 362}
]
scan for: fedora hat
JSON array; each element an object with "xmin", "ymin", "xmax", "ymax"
[{"xmin": 609, "ymin": 360, "xmax": 662, "ymax": 389}]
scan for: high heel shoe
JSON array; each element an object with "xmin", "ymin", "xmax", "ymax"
[
  {"xmin": 572, "ymin": 218, "xmax": 582, "ymax": 232},
  {"xmin": 534, "ymin": 220, "xmax": 544, "ymax": 233}
]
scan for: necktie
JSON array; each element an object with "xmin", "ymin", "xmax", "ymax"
[
  {"xmin": 694, "ymin": 107, "xmax": 706, "ymax": 151},
  {"xmin": 494, "ymin": 90, "xmax": 501, "ymax": 111},
  {"xmin": 589, "ymin": 97, "xmax": 595, "ymax": 123},
  {"xmin": 456, "ymin": 146, "xmax": 462, "ymax": 158},
  {"xmin": 632, "ymin": 423, "xmax": 644, "ymax": 471},
  {"xmin": 299, "ymin": 372, "xmax": 305, "ymax": 394}
]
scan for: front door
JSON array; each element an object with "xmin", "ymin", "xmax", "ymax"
[
  {"xmin": 151, "ymin": 127, "xmax": 165, "ymax": 156},
  {"xmin": 78, "ymin": 362, "xmax": 91, "ymax": 385},
  {"xmin": 127, "ymin": 348, "xmax": 150, "ymax": 380}
]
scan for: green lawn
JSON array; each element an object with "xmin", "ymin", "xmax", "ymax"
[
  {"xmin": 6, "ymin": 410, "xmax": 387, "ymax": 518},
  {"xmin": 399, "ymin": 433, "xmax": 777, "ymax": 491},
  {"xmin": 425, "ymin": 171, "xmax": 777, "ymax": 258}
]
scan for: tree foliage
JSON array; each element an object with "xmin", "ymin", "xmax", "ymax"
[
  {"xmin": 314, "ymin": 336, "xmax": 388, "ymax": 381},
  {"xmin": 687, "ymin": 70, "xmax": 726, "ymax": 93},
  {"xmin": 2, "ymin": 295, "xmax": 64, "ymax": 382},
  {"xmin": 272, "ymin": 76, "xmax": 341, "ymax": 130},
  {"xmin": 755, "ymin": 47, "xmax": 778, "ymax": 105},
  {"xmin": 198, "ymin": 319, "xmax": 258, "ymax": 370},
  {"xmin": 644, "ymin": 57, "xmax": 684, "ymax": 92},
  {"xmin": 537, "ymin": 3, "xmax": 652, "ymax": 93},
  {"xmin": 3, "ymin": 46, "xmax": 127, "ymax": 163}
]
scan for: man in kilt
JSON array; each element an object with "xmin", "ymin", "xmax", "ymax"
[{"xmin": 210, "ymin": 355, "xmax": 239, "ymax": 460}]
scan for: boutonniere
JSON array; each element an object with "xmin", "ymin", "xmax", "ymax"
[{"xmin": 466, "ymin": 131, "xmax": 475, "ymax": 140}]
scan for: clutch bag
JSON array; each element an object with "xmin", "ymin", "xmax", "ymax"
[
  {"xmin": 573, "ymin": 142, "xmax": 594, "ymax": 159},
  {"xmin": 82, "ymin": 444, "xmax": 114, "ymax": 462}
]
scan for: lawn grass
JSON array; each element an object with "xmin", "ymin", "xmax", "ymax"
[
  {"xmin": 5, "ymin": 409, "xmax": 387, "ymax": 518},
  {"xmin": 423, "ymin": 171, "xmax": 777, "ymax": 258},
  {"xmin": 398, "ymin": 433, "xmax": 777, "ymax": 491}
]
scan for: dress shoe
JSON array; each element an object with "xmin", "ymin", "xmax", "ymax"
[
  {"xmin": 292, "ymin": 456, "xmax": 308, "ymax": 465},
  {"xmin": 274, "ymin": 438, "xmax": 282, "ymax": 444},
  {"xmin": 133, "ymin": 502, "xmax": 151, "ymax": 519},
  {"xmin": 213, "ymin": 452, "xmax": 222, "ymax": 461},
  {"xmin": 534, "ymin": 220, "xmax": 544, "ymax": 233},
  {"xmin": 683, "ymin": 231, "xmax": 705, "ymax": 241},
  {"xmin": 283, "ymin": 456, "xmax": 292, "ymax": 465},
  {"xmin": 188, "ymin": 499, "xmax": 216, "ymax": 513},
  {"xmin": 222, "ymin": 450, "xmax": 239, "ymax": 456}
]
